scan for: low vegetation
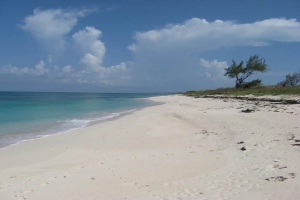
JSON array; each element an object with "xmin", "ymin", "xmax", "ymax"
[
  {"xmin": 184, "ymin": 85, "xmax": 300, "ymax": 96},
  {"xmin": 277, "ymin": 72, "xmax": 300, "ymax": 87},
  {"xmin": 185, "ymin": 54, "xmax": 299, "ymax": 97}
]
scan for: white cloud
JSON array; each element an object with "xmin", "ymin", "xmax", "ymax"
[
  {"xmin": 0, "ymin": 59, "xmax": 129, "ymax": 86},
  {"xmin": 1, "ymin": 25, "xmax": 129, "ymax": 87},
  {"xmin": 62, "ymin": 65, "xmax": 72, "ymax": 74},
  {"xmin": 34, "ymin": 60, "xmax": 46, "ymax": 75},
  {"xmin": 71, "ymin": 26, "xmax": 129, "ymax": 85},
  {"xmin": 19, "ymin": 8, "xmax": 90, "ymax": 49},
  {"xmin": 205, "ymin": 72, "xmax": 212, "ymax": 79},
  {"xmin": 129, "ymin": 18, "xmax": 300, "ymax": 53},
  {"xmin": 0, "ymin": 65, "xmax": 28, "ymax": 75},
  {"xmin": 0, "ymin": 60, "xmax": 48, "ymax": 76},
  {"xmin": 72, "ymin": 26, "xmax": 106, "ymax": 70},
  {"xmin": 126, "ymin": 18, "xmax": 300, "ymax": 91},
  {"xmin": 200, "ymin": 58, "xmax": 227, "ymax": 69},
  {"xmin": 7, "ymin": 16, "xmax": 300, "ymax": 92},
  {"xmin": 199, "ymin": 58, "xmax": 228, "ymax": 80},
  {"xmin": 13, "ymin": 9, "xmax": 129, "ymax": 87}
]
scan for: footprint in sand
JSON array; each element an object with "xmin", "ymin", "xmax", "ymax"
[
  {"xmin": 172, "ymin": 188, "xmax": 204, "ymax": 199},
  {"xmin": 41, "ymin": 182, "xmax": 49, "ymax": 186}
]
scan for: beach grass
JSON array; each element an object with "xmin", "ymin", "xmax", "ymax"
[{"xmin": 183, "ymin": 85, "xmax": 300, "ymax": 96}]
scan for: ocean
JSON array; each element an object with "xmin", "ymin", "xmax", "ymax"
[{"xmin": 0, "ymin": 92, "xmax": 163, "ymax": 148}]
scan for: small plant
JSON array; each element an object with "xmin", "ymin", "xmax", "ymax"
[
  {"xmin": 278, "ymin": 72, "xmax": 300, "ymax": 87},
  {"xmin": 240, "ymin": 79, "xmax": 261, "ymax": 89}
]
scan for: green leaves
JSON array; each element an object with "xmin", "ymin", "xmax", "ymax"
[
  {"xmin": 224, "ymin": 60, "xmax": 243, "ymax": 78},
  {"xmin": 224, "ymin": 55, "xmax": 268, "ymax": 88},
  {"xmin": 245, "ymin": 55, "xmax": 267, "ymax": 73}
]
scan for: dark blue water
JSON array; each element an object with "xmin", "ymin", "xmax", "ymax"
[{"xmin": 0, "ymin": 92, "xmax": 163, "ymax": 148}]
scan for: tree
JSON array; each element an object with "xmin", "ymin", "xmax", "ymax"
[
  {"xmin": 277, "ymin": 72, "xmax": 300, "ymax": 87},
  {"xmin": 224, "ymin": 55, "xmax": 268, "ymax": 88}
]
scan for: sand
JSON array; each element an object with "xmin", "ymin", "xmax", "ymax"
[{"xmin": 0, "ymin": 95, "xmax": 299, "ymax": 200}]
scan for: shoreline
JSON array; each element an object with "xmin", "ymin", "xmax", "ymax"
[
  {"xmin": 0, "ymin": 111, "xmax": 125, "ymax": 150},
  {"xmin": 0, "ymin": 94, "xmax": 299, "ymax": 199},
  {"xmin": 0, "ymin": 97, "xmax": 160, "ymax": 149}
]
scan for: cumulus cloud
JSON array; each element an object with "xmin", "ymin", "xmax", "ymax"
[
  {"xmin": 5, "ymin": 15, "xmax": 300, "ymax": 92},
  {"xmin": 129, "ymin": 18, "xmax": 300, "ymax": 53},
  {"xmin": 62, "ymin": 65, "xmax": 72, "ymax": 74},
  {"xmin": 71, "ymin": 26, "xmax": 129, "ymax": 85},
  {"xmin": 127, "ymin": 18, "xmax": 300, "ymax": 91},
  {"xmin": 72, "ymin": 26, "xmax": 106, "ymax": 70},
  {"xmin": 199, "ymin": 58, "xmax": 228, "ymax": 80},
  {"xmin": 0, "ymin": 59, "xmax": 127, "ymax": 86},
  {"xmin": 0, "ymin": 61, "xmax": 48, "ymax": 76},
  {"xmin": 19, "ymin": 8, "xmax": 90, "ymax": 49},
  {"xmin": 0, "ymin": 55, "xmax": 128, "ymax": 87},
  {"xmin": 7, "ymin": 8, "xmax": 129, "ymax": 88}
]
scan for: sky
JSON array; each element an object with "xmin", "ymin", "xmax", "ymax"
[{"xmin": 0, "ymin": 0, "xmax": 299, "ymax": 92}]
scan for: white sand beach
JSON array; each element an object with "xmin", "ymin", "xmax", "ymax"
[{"xmin": 0, "ymin": 95, "xmax": 299, "ymax": 200}]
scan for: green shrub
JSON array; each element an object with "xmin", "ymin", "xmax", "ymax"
[
  {"xmin": 277, "ymin": 72, "xmax": 300, "ymax": 87},
  {"xmin": 241, "ymin": 79, "xmax": 261, "ymax": 89}
]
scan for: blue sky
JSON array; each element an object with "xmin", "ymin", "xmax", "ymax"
[{"xmin": 0, "ymin": 0, "xmax": 299, "ymax": 92}]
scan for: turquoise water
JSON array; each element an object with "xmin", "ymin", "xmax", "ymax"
[{"xmin": 0, "ymin": 92, "xmax": 163, "ymax": 148}]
